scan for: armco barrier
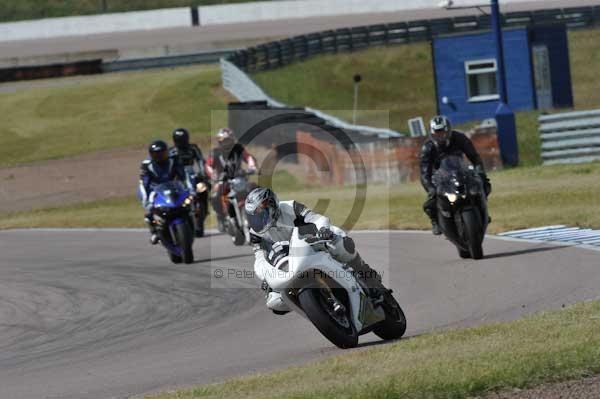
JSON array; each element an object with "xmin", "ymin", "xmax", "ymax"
[
  {"xmin": 539, "ymin": 110, "xmax": 600, "ymax": 165},
  {"xmin": 228, "ymin": 5, "xmax": 600, "ymax": 71},
  {"xmin": 103, "ymin": 49, "xmax": 236, "ymax": 73}
]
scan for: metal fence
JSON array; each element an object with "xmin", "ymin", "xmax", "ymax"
[
  {"xmin": 227, "ymin": 5, "xmax": 600, "ymax": 71},
  {"xmin": 539, "ymin": 110, "xmax": 600, "ymax": 165}
]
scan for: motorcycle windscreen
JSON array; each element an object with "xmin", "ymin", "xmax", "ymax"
[
  {"xmin": 154, "ymin": 181, "xmax": 188, "ymax": 207},
  {"xmin": 433, "ymin": 155, "xmax": 469, "ymax": 194}
]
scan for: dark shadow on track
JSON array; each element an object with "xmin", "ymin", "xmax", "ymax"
[
  {"xmin": 193, "ymin": 253, "xmax": 251, "ymax": 264},
  {"xmin": 355, "ymin": 334, "xmax": 418, "ymax": 349},
  {"xmin": 484, "ymin": 245, "xmax": 569, "ymax": 260}
]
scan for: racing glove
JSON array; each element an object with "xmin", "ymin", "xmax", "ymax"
[{"xmin": 317, "ymin": 226, "xmax": 335, "ymax": 241}]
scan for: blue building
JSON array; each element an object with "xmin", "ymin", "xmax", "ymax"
[{"xmin": 432, "ymin": 25, "xmax": 573, "ymax": 124}]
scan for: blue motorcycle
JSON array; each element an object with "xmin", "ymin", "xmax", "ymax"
[{"xmin": 150, "ymin": 181, "xmax": 195, "ymax": 264}]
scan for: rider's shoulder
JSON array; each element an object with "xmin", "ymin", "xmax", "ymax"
[
  {"xmin": 421, "ymin": 139, "xmax": 435, "ymax": 153},
  {"xmin": 451, "ymin": 130, "xmax": 468, "ymax": 140},
  {"xmin": 141, "ymin": 159, "xmax": 152, "ymax": 167},
  {"xmin": 278, "ymin": 200, "xmax": 295, "ymax": 212}
]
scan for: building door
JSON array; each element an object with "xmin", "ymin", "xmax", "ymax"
[{"xmin": 532, "ymin": 45, "xmax": 553, "ymax": 110}]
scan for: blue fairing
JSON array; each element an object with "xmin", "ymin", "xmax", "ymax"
[
  {"xmin": 151, "ymin": 181, "xmax": 193, "ymax": 258},
  {"xmin": 153, "ymin": 181, "xmax": 190, "ymax": 208}
]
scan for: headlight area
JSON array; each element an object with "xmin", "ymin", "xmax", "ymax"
[
  {"xmin": 444, "ymin": 192, "xmax": 467, "ymax": 204},
  {"xmin": 183, "ymin": 196, "xmax": 194, "ymax": 207}
]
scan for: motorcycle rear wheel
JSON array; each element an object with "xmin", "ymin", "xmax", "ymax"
[{"xmin": 298, "ymin": 288, "xmax": 358, "ymax": 349}]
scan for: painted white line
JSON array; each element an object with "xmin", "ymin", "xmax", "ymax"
[{"xmin": 498, "ymin": 225, "xmax": 566, "ymax": 235}]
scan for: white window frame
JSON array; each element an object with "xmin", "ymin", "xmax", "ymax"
[{"xmin": 465, "ymin": 59, "xmax": 500, "ymax": 103}]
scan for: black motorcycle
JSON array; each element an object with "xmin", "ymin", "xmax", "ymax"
[
  {"xmin": 183, "ymin": 165, "xmax": 209, "ymax": 238},
  {"xmin": 432, "ymin": 155, "xmax": 489, "ymax": 259}
]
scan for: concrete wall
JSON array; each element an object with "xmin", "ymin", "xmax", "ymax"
[
  {"xmin": 198, "ymin": 0, "xmax": 550, "ymax": 26},
  {"xmin": 0, "ymin": 8, "xmax": 191, "ymax": 42},
  {"xmin": 0, "ymin": 0, "xmax": 553, "ymax": 42}
]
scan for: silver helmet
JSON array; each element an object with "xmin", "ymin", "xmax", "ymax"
[{"xmin": 245, "ymin": 187, "xmax": 280, "ymax": 234}]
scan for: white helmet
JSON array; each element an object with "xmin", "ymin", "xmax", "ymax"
[{"xmin": 429, "ymin": 115, "xmax": 452, "ymax": 148}]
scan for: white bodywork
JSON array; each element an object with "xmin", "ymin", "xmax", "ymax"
[{"xmin": 264, "ymin": 228, "xmax": 384, "ymax": 333}]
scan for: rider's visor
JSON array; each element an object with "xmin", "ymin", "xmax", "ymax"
[
  {"xmin": 247, "ymin": 204, "xmax": 272, "ymax": 234},
  {"xmin": 431, "ymin": 128, "xmax": 449, "ymax": 143},
  {"xmin": 151, "ymin": 149, "xmax": 168, "ymax": 163}
]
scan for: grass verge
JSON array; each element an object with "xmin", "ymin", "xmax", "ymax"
[
  {"xmin": 0, "ymin": 65, "xmax": 229, "ymax": 167},
  {"xmin": 145, "ymin": 300, "xmax": 600, "ymax": 399},
  {"xmin": 2, "ymin": 162, "xmax": 600, "ymax": 232}
]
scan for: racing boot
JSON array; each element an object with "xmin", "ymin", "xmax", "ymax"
[
  {"xmin": 262, "ymin": 280, "xmax": 290, "ymax": 315},
  {"xmin": 431, "ymin": 220, "xmax": 442, "ymax": 236},
  {"xmin": 144, "ymin": 215, "xmax": 159, "ymax": 245}
]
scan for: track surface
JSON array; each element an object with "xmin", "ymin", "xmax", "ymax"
[
  {"xmin": 0, "ymin": 229, "xmax": 599, "ymax": 399},
  {"xmin": 1, "ymin": 0, "xmax": 598, "ymax": 59}
]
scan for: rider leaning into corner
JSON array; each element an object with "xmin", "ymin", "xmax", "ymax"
[
  {"xmin": 139, "ymin": 140, "xmax": 186, "ymax": 245},
  {"xmin": 420, "ymin": 115, "xmax": 492, "ymax": 236},
  {"xmin": 205, "ymin": 128, "xmax": 258, "ymax": 232},
  {"xmin": 244, "ymin": 187, "xmax": 394, "ymax": 315}
]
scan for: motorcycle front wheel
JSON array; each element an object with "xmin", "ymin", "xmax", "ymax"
[
  {"xmin": 298, "ymin": 287, "xmax": 358, "ymax": 349},
  {"xmin": 373, "ymin": 298, "xmax": 407, "ymax": 341},
  {"xmin": 462, "ymin": 209, "xmax": 484, "ymax": 260},
  {"xmin": 174, "ymin": 222, "xmax": 194, "ymax": 264}
]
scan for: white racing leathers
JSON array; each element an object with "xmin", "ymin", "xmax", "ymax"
[{"xmin": 251, "ymin": 201, "xmax": 364, "ymax": 313}]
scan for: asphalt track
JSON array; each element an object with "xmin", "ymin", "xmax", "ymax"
[
  {"xmin": 1, "ymin": 0, "xmax": 599, "ymax": 60},
  {"xmin": 0, "ymin": 229, "xmax": 599, "ymax": 399}
]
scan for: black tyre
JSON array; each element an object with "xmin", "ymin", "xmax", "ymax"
[
  {"xmin": 458, "ymin": 249, "xmax": 471, "ymax": 259},
  {"xmin": 462, "ymin": 210, "xmax": 484, "ymax": 260},
  {"xmin": 168, "ymin": 252, "xmax": 182, "ymax": 264},
  {"xmin": 373, "ymin": 298, "xmax": 407, "ymax": 341},
  {"xmin": 233, "ymin": 229, "xmax": 245, "ymax": 246},
  {"xmin": 298, "ymin": 288, "xmax": 358, "ymax": 349},
  {"xmin": 174, "ymin": 223, "xmax": 194, "ymax": 264}
]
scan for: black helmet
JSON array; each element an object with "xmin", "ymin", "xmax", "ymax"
[
  {"xmin": 430, "ymin": 115, "xmax": 452, "ymax": 148},
  {"xmin": 245, "ymin": 187, "xmax": 279, "ymax": 234},
  {"xmin": 172, "ymin": 128, "xmax": 190, "ymax": 149},
  {"xmin": 149, "ymin": 140, "xmax": 169, "ymax": 165}
]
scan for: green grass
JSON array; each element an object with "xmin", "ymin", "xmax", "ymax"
[
  {"xmin": 3, "ymin": 163, "xmax": 600, "ymax": 232},
  {"xmin": 253, "ymin": 44, "xmax": 437, "ymax": 133},
  {"xmin": 0, "ymin": 65, "xmax": 229, "ymax": 167},
  {"xmin": 0, "ymin": 0, "xmax": 265, "ymax": 22},
  {"xmin": 146, "ymin": 300, "xmax": 600, "ymax": 399},
  {"xmin": 253, "ymin": 28, "xmax": 600, "ymax": 167}
]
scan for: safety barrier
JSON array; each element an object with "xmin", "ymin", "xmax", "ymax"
[
  {"xmin": 539, "ymin": 110, "xmax": 600, "ymax": 165},
  {"xmin": 228, "ymin": 5, "xmax": 600, "ymax": 71}
]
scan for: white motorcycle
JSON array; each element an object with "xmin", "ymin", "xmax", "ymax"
[{"xmin": 265, "ymin": 226, "xmax": 406, "ymax": 348}]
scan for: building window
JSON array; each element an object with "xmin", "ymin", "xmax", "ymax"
[{"xmin": 465, "ymin": 59, "xmax": 500, "ymax": 102}]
